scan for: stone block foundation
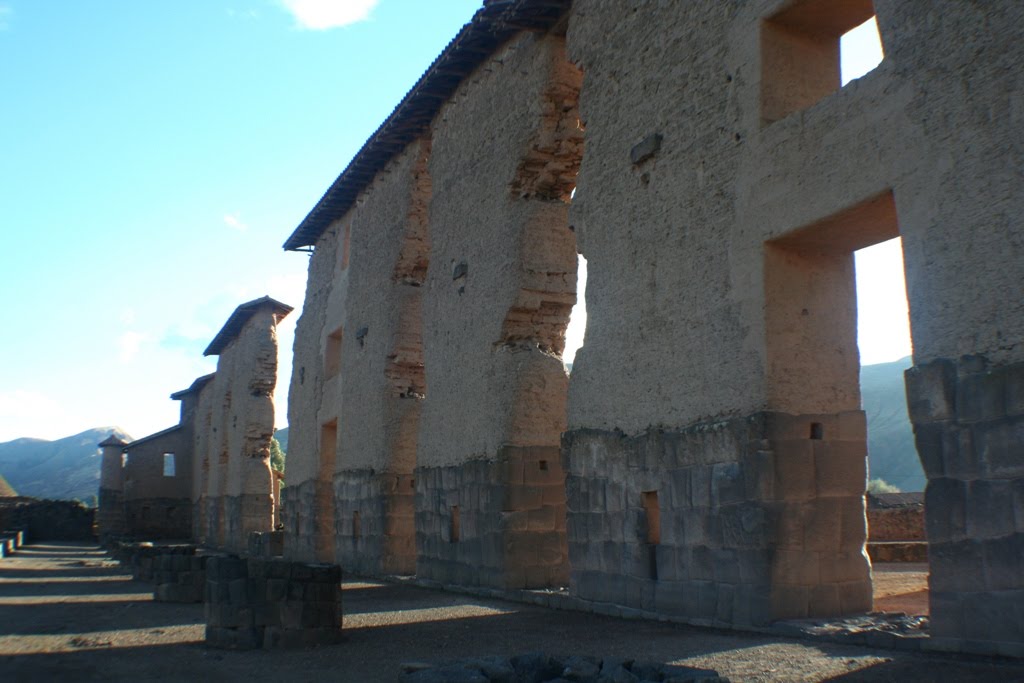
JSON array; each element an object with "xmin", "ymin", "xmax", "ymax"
[
  {"xmin": 563, "ymin": 411, "xmax": 870, "ymax": 627},
  {"xmin": 204, "ymin": 555, "xmax": 342, "ymax": 650},
  {"xmin": 334, "ymin": 469, "xmax": 415, "ymax": 576},
  {"xmin": 415, "ymin": 445, "xmax": 568, "ymax": 590},
  {"xmin": 907, "ymin": 356, "xmax": 1024, "ymax": 656}
]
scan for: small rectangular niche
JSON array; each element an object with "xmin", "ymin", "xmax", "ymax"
[
  {"xmin": 325, "ymin": 327, "xmax": 343, "ymax": 378},
  {"xmin": 450, "ymin": 505, "xmax": 460, "ymax": 543},
  {"xmin": 642, "ymin": 491, "xmax": 660, "ymax": 545},
  {"xmin": 162, "ymin": 453, "xmax": 176, "ymax": 477},
  {"xmin": 761, "ymin": 0, "xmax": 879, "ymax": 124},
  {"xmin": 352, "ymin": 511, "xmax": 361, "ymax": 539}
]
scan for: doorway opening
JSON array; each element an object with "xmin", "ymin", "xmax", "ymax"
[{"xmin": 765, "ymin": 190, "xmax": 928, "ymax": 621}]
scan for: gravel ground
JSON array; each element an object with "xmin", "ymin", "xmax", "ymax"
[{"xmin": 1, "ymin": 543, "xmax": 1022, "ymax": 683}]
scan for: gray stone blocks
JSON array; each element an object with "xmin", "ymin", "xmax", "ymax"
[
  {"xmin": 205, "ymin": 555, "xmax": 341, "ymax": 650},
  {"xmin": 414, "ymin": 446, "xmax": 568, "ymax": 590},
  {"xmin": 907, "ymin": 356, "xmax": 1024, "ymax": 647},
  {"xmin": 563, "ymin": 410, "xmax": 870, "ymax": 627}
]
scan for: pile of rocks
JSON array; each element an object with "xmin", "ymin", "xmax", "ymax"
[
  {"xmin": 401, "ymin": 653, "xmax": 727, "ymax": 683},
  {"xmin": 774, "ymin": 611, "xmax": 929, "ymax": 650},
  {"xmin": 205, "ymin": 555, "xmax": 342, "ymax": 650}
]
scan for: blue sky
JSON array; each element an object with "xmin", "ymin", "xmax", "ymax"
[{"xmin": 0, "ymin": 4, "xmax": 905, "ymax": 442}]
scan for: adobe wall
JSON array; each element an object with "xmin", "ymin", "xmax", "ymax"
[
  {"xmin": 414, "ymin": 31, "xmax": 580, "ymax": 589},
  {"xmin": 283, "ymin": 138, "xmax": 431, "ymax": 571},
  {"xmin": 561, "ymin": 0, "xmax": 1024, "ymax": 647},
  {"xmin": 283, "ymin": 223, "xmax": 340, "ymax": 563},
  {"xmin": 123, "ymin": 430, "xmax": 191, "ymax": 539},
  {"xmin": 192, "ymin": 306, "xmax": 285, "ymax": 552}
]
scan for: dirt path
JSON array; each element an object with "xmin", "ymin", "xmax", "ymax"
[{"xmin": 1, "ymin": 543, "xmax": 1022, "ymax": 682}]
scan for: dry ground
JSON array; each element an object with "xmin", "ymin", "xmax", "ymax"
[{"xmin": 0, "ymin": 543, "xmax": 1021, "ymax": 683}]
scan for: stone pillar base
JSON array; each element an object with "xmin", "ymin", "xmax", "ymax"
[{"xmin": 205, "ymin": 556, "xmax": 342, "ymax": 650}]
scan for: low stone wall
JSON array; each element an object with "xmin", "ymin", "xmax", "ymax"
[
  {"xmin": 112, "ymin": 542, "xmax": 197, "ymax": 582},
  {"xmin": 0, "ymin": 499, "xmax": 95, "ymax": 541},
  {"xmin": 867, "ymin": 494, "xmax": 925, "ymax": 542},
  {"xmin": 205, "ymin": 555, "xmax": 342, "ymax": 650}
]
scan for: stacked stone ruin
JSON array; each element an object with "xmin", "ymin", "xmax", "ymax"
[{"xmin": 97, "ymin": 0, "xmax": 1024, "ymax": 659}]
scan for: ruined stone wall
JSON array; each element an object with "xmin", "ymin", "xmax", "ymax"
[
  {"xmin": 415, "ymin": 32, "xmax": 580, "ymax": 589},
  {"xmin": 191, "ymin": 306, "xmax": 284, "ymax": 552},
  {"xmin": 560, "ymin": 0, "xmax": 1024, "ymax": 642},
  {"xmin": 123, "ymin": 430, "xmax": 191, "ymax": 539}
]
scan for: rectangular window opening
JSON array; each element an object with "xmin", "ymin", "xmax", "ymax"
[
  {"xmin": 162, "ymin": 453, "xmax": 176, "ymax": 477},
  {"xmin": 352, "ymin": 511, "xmax": 361, "ymax": 539},
  {"xmin": 761, "ymin": 1, "xmax": 880, "ymax": 125}
]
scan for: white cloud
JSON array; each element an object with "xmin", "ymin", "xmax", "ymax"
[
  {"xmin": 277, "ymin": 0, "xmax": 377, "ymax": 30},
  {"xmin": 117, "ymin": 331, "xmax": 148, "ymax": 363},
  {"xmin": 223, "ymin": 212, "xmax": 248, "ymax": 231},
  {"xmin": 0, "ymin": 5, "xmax": 12, "ymax": 31}
]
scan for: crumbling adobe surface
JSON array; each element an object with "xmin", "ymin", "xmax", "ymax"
[{"xmin": 191, "ymin": 301, "xmax": 289, "ymax": 552}]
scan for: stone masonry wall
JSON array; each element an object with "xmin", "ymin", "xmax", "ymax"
[
  {"xmin": 205, "ymin": 555, "xmax": 341, "ymax": 650},
  {"xmin": 564, "ymin": 411, "xmax": 868, "ymax": 627},
  {"xmin": 417, "ymin": 446, "xmax": 567, "ymax": 590},
  {"xmin": 907, "ymin": 356, "xmax": 1024, "ymax": 655}
]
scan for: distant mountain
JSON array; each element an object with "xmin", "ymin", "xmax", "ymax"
[
  {"xmin": 0, "ymin": 427, "xmax": 132, "ymax": 503},
  {"xmin": 0, "ymin": 473, "xmax": 17, "ymax": 497},
  {"xmin": 861, "ymin": 356, "xmax": 923, "ymax": 492}
]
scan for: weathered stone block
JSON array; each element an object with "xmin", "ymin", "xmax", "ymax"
[
  {"xmin": 905, "ymin": 360, "xmax": 957, "ymax": 424},
  {"xmin": 982, "ymin": 534, "xmax": 1024, "ymax": 591},
  {"xmin": 813, "ymin": 441, "xmax": 866, "ymax": 498},
  {"xmin": 956, "ymin": 371, "xmax": 1005, "ymax": 423},
  {"xmin": 967, "ymin": 479, "xmax": 1016, "ymax": 540},
  {"xmin": 925, "ymin": 478, "xmax": 967, "ymax": 543},
  {"xmin": 929, "ymin": 539, "xmax": 985, "ymax": 593},
  {"xmin": 972, "ymin": 417, "xmax": 1024, "ymax": 479},
  {"xmin": 773, "ymin": 440, "xmax": 815, "ymax": 501}
]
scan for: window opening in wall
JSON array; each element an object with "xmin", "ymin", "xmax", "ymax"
[
  {"xmin": 539, "ymin": 460, "xmax": 549, "ymax": 471},
  {"xmin": 450, "ymin": 505, "xmax": 460, "ymax": 543},
  {"xmin": 562, "ymin": 254, "xmax": 588, "ymax": 371},
  {"xmin": 766, "ymin": 192, "xmax": 925, "ymax": 619},
  {"xmin": 761, "ymin": 0, "xmax": 882, "ymax": 124},
  {"xmin": 840, "ymin": 16, "xmax": 883, "ymax": 85},
  {"xmin": 121, "ymin": 453, "xmax": 128, "ymax": 467},
  {"xmin": 162, "ymin": 453, "xmax": 176, "ymax": 477},
  {"xmin": 325, "ymin": 327, "xmax": 343, "ymax": 378},
  {"xmin": 352, "ymin": 511, "xmax": 361, "ymax": 540}
]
